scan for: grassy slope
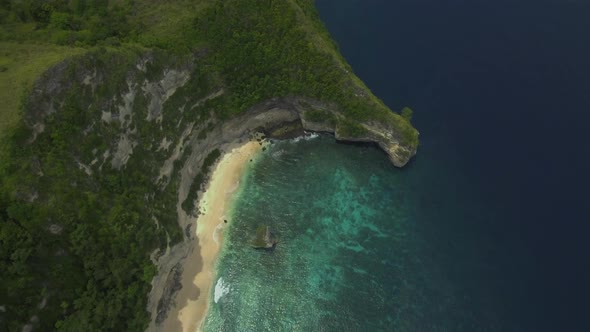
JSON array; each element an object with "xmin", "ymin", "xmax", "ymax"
[
  {"xmin": 289, "ymin": 0, "xmax": 388, "ymax": 110},
  {"xmin": 130, "ymin": 0, "xmax": 208, "ymax": 51},
  {"xmin": 0, "ymin": 42, "xmax": 85, "ymax": 137}
]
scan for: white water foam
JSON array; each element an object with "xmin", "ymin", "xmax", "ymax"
[
  {"xmin": 271, "ymin": 149, "xmax": 285, "ymax": 158},
  {"xmin": 225, "ymin": 180, "xmax": 240, "ymax": 194},
  {"xmin": 212, "ymin": 222, "xmax": 224, "ymax": 246},
  {"xmin": 291, "ymin": 132, "xmax": 319, "ymax": 143},
  {"xmin": 214, "ymin": 277, "xmax": 230, "ymax": 303}
]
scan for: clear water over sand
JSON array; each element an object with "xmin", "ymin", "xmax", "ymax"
[{"xmin": 203, "ymin": 135, "xmax": 501, "ymax": 331}]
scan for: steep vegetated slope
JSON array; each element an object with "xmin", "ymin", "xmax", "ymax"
[{"xmin": 0, "ymin": 0, "xmax": 418, "ymax": 330}]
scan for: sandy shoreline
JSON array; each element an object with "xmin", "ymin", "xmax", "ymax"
[{"xmin": 160, "ymin": 141, "xmax": 262, "ymax": 332}]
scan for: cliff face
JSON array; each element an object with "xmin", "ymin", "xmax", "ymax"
[{"xmin": 222, "ymin": 97, "xmax": 417, "ymax": 167}]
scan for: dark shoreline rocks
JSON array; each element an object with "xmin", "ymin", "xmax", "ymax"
[{"xmin": 154, "ymin": 262, "xmax": 183, "ymax": 324}]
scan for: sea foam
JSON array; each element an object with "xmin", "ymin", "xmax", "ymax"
[
  {"xmin": 291, "ymin": 132, "xmax": 319, "ymax": 143},
  {"xmin": 214, "ymin": 277, "xmax": 230, "ymax": 303}
]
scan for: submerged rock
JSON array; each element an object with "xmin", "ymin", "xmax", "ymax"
[{"xmin": 251, "ymin": 225, "xmax": 278, "ymax": 249}]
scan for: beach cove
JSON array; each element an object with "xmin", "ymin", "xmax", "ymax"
[
  {"xmin": 201, "ymin": 135, "xmax": 428, "ymax": 330},
  {"xmin": 157, "ymin": 140, "xmax": 263, "ymax": 332},
  {"xmin": 143, "ymin": 92, "xmax": 416, "ymax": 332},
  {"xmin": 156, "ymin": 125, "xmax": 549, "ymax": 331}
]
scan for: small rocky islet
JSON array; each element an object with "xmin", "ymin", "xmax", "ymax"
[{"xmin": 251, "ymin": 225, "xmax": 278, "ymax": 250}]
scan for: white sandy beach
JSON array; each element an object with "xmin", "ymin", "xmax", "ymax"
[{"xmin": 158, "ymin": 141, "xmax": 262, "ymax": 332}]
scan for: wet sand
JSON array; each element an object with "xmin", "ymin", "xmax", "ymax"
[{"xmin": 162, "ymin": 141, "xmax": 262, "ymax": 332}]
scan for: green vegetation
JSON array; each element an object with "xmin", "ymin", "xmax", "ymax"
[
  {"xmin": 0, "ymin": 84, "xmax": 172, "ymax": 331},
  {"xmin": 304, "ymin": 109, "xmax": 337, "ymax": 126},
  {"xmin": 0, "ymin": 42, "xmax": 84, "ymax": 138},
  {"xmin": 1, "ymin": 0, "xmax": 133, "ymax": 47},
  {"xmin": 0, "ymin": 47, "xmax": 202, "ymax": 329},
  {"xmin": 0, "ymin": 45, "xmax": 190, "ymax": 330},
  {"xmin": 401, "ymin": 107, "xmax": 414, "ymax": 122},
  {"xmin": 338, "ymin": 118, "xmax": 369, "ymax": 137},
  {"xmin": 0, "ymin": 0, "xmax": 418, "ymax": 330}
]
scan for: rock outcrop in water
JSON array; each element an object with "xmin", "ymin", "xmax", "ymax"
[{"xmin": 251, "ymin": 225, "xmax": 278, "ymax": 249}]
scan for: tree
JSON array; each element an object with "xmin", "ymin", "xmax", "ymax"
[{"xmin": 401, "ymin": 107, "xmax": 413, "ymax": 122}]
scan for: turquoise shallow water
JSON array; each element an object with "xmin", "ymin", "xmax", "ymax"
[{"xmin": 203, "ymin": 135, "xmax": 492, "ymax": 331}]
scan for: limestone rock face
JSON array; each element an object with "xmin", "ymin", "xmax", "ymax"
[
  {"xmin": 242, "ymin": 97, "xmax": 418, "ymax": 167},
  {"xmin": 333, "ymin": 119, "xmax": 417, "ymax": 168}
]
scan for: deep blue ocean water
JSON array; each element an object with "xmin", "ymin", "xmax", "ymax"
[
  {"xmin": 315, "ymin": 1, "xmax": 590, "ymax": 330},
  {"xmin": 202, "ymin": 1, "xmax": 590, "ymax": 331}
]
